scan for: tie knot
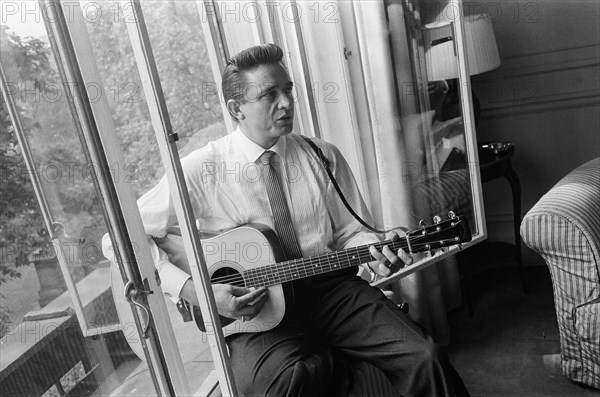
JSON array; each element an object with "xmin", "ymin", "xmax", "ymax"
[{"xmin": 260, "ymin": 150, "xmax": 275, "ymax": 166}]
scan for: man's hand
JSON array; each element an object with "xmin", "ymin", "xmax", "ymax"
[
  {"xmin": 181, "ymin": 279, "xmax": 269, "ymax": 321},
  {"xmin": 367, "ymin": 231, "xmax": 414, "ymax": 277}
]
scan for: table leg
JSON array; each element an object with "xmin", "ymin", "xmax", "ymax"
[{"xmin": 504, "ymin": 161, "xmax": 528, "ymax": 294}]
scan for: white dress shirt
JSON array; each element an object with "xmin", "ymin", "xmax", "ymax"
[{"xmin": 103, "ymin": 128, "xmax": 379, "ymax": 301}]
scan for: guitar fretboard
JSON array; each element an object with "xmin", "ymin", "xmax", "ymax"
[
  {"xmin": 235, "ymin": 215, "xmax": 467, "ymax": 288},
  {"xmin": 242, "ymin": 239, "xmax": 408, "ymax": 288}
]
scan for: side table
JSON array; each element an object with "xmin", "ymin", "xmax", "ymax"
[{"xmin": 457, "ymin": 143, "xmax": 528, "ymax": 315}]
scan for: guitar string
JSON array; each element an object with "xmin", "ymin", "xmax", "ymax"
[
  {"xmin": 208, "ymin": 237, "xmax": 456, "ymax": 285},
  {"xmin": 209, "ymin": 240, "xmax": 442, "ymax": 285},
  {"xmin": 209, "ymin": 237, "xmax": 459, "ymax": 285},
  {"xmin": 213, "ymin": 239, "xmax": 445, "ymax": 287},
  {"xmin": 212, "ymin": 222, "xmax": 464, "ymax": 286},
  {"xmin": 210, "ymin": 238, "xmax": 407, "ymax": 285}
]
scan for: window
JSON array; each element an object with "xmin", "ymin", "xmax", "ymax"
[
  {"xmin": 1, "ymin": 1, "xmax": 485, "ymax": 395},
  {"xmin": 1, "ymin": 8, "xmax": 139, "ymax": 396}
]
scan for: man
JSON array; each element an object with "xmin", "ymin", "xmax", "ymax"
[{"xmin": 106, "ymin": 44, "xmax": 469, "ymax": 396}]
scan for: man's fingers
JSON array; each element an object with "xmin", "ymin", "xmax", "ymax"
[
  {"xmin": 369, "ymin": 243, "xmax": 414, "ymax": 277},
  {"xmin": 238, "ymin": 294, "xmax": 269, "ymax": 320},
  {"xmin": 383, "ymin": 245, "xmax": 415, "ymax": 269},
  {"xmin": 369, "ymin": 245, "xmax": 387, "ymax": 264},
  {"xmin": 382, "ymin": 245, "xmax": 400, "ymax": 264},
  {"xmin": 369, "ymin": 246, "xmax": 392, "ymax": 276},
  {"xmin": 228, "ymin": 285, "xmax": 251, "ymax": 297},
  {"xmin": 229, "ymin": 285, "xmax": 265, "ymax": 297},
  {"xmin": 236, "ymin": 287, "xmax": 268, "ymax": 306},
  {"xmin": 397, "ymin": 249, "xmax": 414, "ymax": 267},
  {"xmin": 385, "ymin": 231, "xmax": 401, "ymax": 241}
]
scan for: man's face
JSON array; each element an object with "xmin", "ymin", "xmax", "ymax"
[{"xmin": 237, "ymin": 62, "xmax": 294, "ymax": 148}]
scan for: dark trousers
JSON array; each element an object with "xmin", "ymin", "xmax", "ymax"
[{"xmin": 227, "ymin": 271, "xmax": 469, "ymax": 397}]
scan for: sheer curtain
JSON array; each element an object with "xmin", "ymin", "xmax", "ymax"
[
  {"xmin": 349, "ymin": 0, "xmax": 462, "ymax": 345},
  {"xmin": 274, "ymin": 0, "xmax": 462, "ymax": 344}
]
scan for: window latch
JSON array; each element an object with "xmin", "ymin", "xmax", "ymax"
[
  {"xmin": 124, "ymin": 278, "xmax": 154, "ymax": 338},
  {"xmin": 344, "ymin": 47, "xmax": 352, "ymax": 59}
]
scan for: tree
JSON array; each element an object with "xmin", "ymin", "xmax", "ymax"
[
  {"xmin": 1, "ymin": 24, "xmax": 98, "ymax": 335},
  {"xmin": 0, "ymin": 1, "xmax": 229, "ymax": 337},
  {"xmin": 85, "ymin": 1, "xmax": 226, "ymax": 196},
  {"xmin": 0, "ymin": 25, "xmax": 54, "ymax": 337}
]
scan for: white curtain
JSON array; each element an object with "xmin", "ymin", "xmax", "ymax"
[
  {"xmin": 351, "ymin": 0, "xmax": 462, "ymax": 345},
  {"xmin": 280, "ymin": 0, "xmax": 462, "ymax": 344},
  {"xmin": 351, "ymin": 2, "xmax": 414, "ymax": 230}
]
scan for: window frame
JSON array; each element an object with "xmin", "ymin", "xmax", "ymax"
[{"xmin": 1, "ymin": 0, "xmax": 486, "ymax": 395}]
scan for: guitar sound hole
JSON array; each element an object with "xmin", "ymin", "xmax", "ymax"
[{"xmin": 211, "ymin": 267, "xmax": 245, "ymax": 287}]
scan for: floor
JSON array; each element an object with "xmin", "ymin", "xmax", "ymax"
[
  {"xmin": 97, "ymin": 262, "xmax": 600, "ymax": 397},
  {"xmin": 446, "ymin": 265, "xmax": 599, "ymax": 397}
]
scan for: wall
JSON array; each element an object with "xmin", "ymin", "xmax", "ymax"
[{"xmin": 468, "ymin": 1, "xmax": 600, "ymax": 260}]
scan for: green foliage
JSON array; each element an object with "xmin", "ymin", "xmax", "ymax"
[
  {"xmin": 0, "ymin": 25, "xmax": 51, "ymax": 280},
  {"xmin": 86, "ymin": 1, "xmax": 226, "ymax": 196},
  {"xmin": 0, "ymin": 2, "xmax": 229, "ymax": 332},
  {"xmin": 1, "ymin": 25, "xmax": 56, "ymax": 335}
]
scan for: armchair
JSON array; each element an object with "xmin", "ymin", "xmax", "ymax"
[{"xmin": 520, "ymin": 157, "xmax": 600, "ymax": 389}]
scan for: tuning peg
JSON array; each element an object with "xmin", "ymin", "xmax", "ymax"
[
  {"xmin": 433, "ymin": 215, "xmax": 442, "ymax": 231},
  {"xmin": 424, "ymin": 243, "xmax": 431, "ymax": 253},
  {"xmin": 419, "ymin": 220, "xmax": 427, "ymax": 235},
  {"xmin": 448, "ymin": 210, "xmax": 456, "ymax": 219}
]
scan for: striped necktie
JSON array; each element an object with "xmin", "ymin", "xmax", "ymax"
[{"xmin": 260, "ymin": 150, "xmax": 303, "ymax": 260}]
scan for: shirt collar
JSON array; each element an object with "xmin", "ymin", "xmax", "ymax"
[{"xmin": 233, "ymin": 127, "xmax": 288, "ymax": 163}]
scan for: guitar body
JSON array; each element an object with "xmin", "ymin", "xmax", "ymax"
[
  {"xmin": 111, "ymin": 214, "xmax": 470, "ymax": 359},
  {"xmin": 110, "ymin": 224, "xmax": 291, "ymax": 360},
  {"xmin": 203, "ymin": 224, "xmax": 288, "ymax": 336}
]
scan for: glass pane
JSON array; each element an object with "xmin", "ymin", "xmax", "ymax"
[
  {"xmin": 140, "ymin": 1, "xmax": 226, "ymax": 158},
  {"xmin": 0, "ymin": 17, "xmax": 140, "ymax": 397},
  {"xmin": 401, "ymin": 3, "xmax": 479, "ymax": 234},
  {"xmin": 79, "ymin": 0, "xmax": 229, "ymax": 392},
  {"xmin": 0, "ymin": 15, "xmax": 119, "ymax": 330},
  {"xmin": 140, "ymin": 0, "xmax": 228, "ymax": 389}
]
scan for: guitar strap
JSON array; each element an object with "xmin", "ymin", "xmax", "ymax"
[{"xmin": 300, "ymin": 135, "xmax": 407, "ymax": 235}]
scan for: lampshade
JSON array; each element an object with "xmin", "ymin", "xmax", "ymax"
[{"xmin": 424, "ymin": 14, "xmax": 500, "ymax": 81}]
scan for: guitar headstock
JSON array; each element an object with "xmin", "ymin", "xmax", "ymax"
[{"xmin": 406, "ymin": 212, "xmax": 472, "ymax": 254}]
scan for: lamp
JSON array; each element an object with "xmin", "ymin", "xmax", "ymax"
[
  {"xmin": 423, "ymin": 14, "xmax": 500, "ymax": 126},
  {"xmin": 424, "ymin": 13, "xmax": 500, "ymax": 81}
]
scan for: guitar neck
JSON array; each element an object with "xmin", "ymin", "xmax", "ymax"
[
  {"xmin": 243, "ymin": 239, "xmax": 406, "ymax": 288},
  {"xmin": 241, "ymin": 215, "xmax": 468, "ymax": 288}
]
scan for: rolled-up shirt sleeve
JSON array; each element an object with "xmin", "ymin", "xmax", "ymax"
[
  {"xmin": 101, "ymin": 154, "xmax": 205, "ymax": 302},
  {"xmin": 101, "ymin": 232, "xmax": 190, "ymax": 303},
  {"xmin": 146, "ymin": 236, "xmax": 191, "ymax": 303}
]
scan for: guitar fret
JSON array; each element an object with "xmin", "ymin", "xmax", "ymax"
[
  {"xmin": 301, "ymin": 257, "xmax": 308, "ymax": 279},
  {"xmin": 290, "ymin": 261, "xmax": 299, "ymax": 280},
  {"xmin": 284, "ymin": 259, "xmax": 297, "ymax": 283},
  {"xmin": 307, "ymin": 258, "xmax": 316, "ymax": 277},
  {"xmin": 279, "ymin": 262, "xmax": 287, "ymax": 284},
  {"xmin": 262, "ymin": 266, "xmax": 270, "ymax": 286},
  {"xmin": 344, "ymin": 249, "xmax": 351, "ymax": 270},
  {"xmin": 245, "ymin": 269, "xmax": 253, "ymax": 287},
  {"xmin": 279, "ymin": 262, "xmax": 288, "ymax": 284}
]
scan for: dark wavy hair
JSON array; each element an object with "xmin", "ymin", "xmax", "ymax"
[{"xmin": 221, "ymin": 43, "xmax": 285, "ymax": 105}]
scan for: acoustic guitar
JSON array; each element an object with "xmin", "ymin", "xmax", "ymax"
[{"xmin": 111, "ymin": 213, "xmax": 470, "ymax": 358}]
